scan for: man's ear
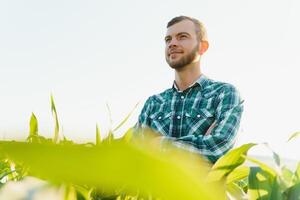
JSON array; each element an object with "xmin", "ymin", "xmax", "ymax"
[{"xmin": 199, "ymin": 41, "xmax": 209, "ymax": 55}]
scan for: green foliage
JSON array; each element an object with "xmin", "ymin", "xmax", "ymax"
[
  {"xmin": 96, "ymin": 124, "xmax": 101, "ymax": 146},
  {"xmin": 51, "ymin": 94, "xmax": 60, "ymax": 143},
  {"xmin": 29, "ymin": 112, "xmax": 38, "ymax": 136},
  {"xmin": 207, "ymin": 143, "xmax": 256, "ymax": 182},
  {"xmin": 1, "ymin": 96, "xmax": 300, "ymax": 200},
  {"xmin": 287, "ymin": 132, "xmax": 300, "ymax": 142},
  {"xmin": 0, "ymin": 139, "xmax": 223, "ymax": 200}
]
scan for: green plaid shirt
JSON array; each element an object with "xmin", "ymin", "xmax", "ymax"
[{"xmin": 136, "ymin": 75, "xmax": 243, "ymax": 163}]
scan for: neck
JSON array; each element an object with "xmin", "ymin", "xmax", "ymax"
[{"xmin": 174, "ymin": 62, "xmax": 202, "ymax": 91}]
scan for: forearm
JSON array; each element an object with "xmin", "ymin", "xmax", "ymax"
[{"xmin": 177, "ymin": 104, "xmax": 243, "ymax": 162}]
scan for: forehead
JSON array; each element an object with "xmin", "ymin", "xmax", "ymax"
[{"xmin": 165, "ymin": 20, "xmax": 197, "ymax": 37}]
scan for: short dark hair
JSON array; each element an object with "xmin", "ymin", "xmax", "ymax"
[{"xmin": 167, "ymin": 16, "xmax": 208, "ymax": 42}]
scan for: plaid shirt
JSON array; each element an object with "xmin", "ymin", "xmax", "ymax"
[{"xmin": 136, "ymin": 75, "xmax": 243, "ymax": 163}]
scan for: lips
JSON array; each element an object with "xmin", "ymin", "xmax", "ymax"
[{"xmin": 168, "ymin": 50, "xmax": 183, "ymax": 57}]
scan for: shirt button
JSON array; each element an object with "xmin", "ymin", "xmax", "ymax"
[
  {"xmin": 158, "ymin": 116, "xmax": 162, "ymax": 120},
  {"xmin": 181, "ymin": 96, "xmax": 184, "ymax": 99},
  {"xmin": 177, "ymin": 116, "xmax": 181, "ymax": 119},
  {"xmin": 197, "ymin": 114, "xmax": 201, "ymax": 118}
]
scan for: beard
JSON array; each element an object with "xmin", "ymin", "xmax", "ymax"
[{"xmin": 166, "ymin": 45, "xmax": 199, "ymax": 70}]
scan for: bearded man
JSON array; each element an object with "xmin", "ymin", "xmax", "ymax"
[{"xmin": 136, "ymin": 16, "xmax": 244, "ymax": 163}]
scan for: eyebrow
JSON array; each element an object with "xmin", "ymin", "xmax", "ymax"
[{"xmin": 164, "ymin": 32, "xmax": 191, "ymax": 41}]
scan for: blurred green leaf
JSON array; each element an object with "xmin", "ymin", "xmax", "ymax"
[
  {"xmin": 51, "ymin": 94, "xmax": 60, "ymax": 143},
  {"xmin": 281, "ymin": 166, "xmax": 294, "ymax": 188},
  {"xmin": 226, "ymin": 166, "xmax": 250, "ymax": 184},
  {"xmin": 261, "ymin": 143, "xmax": 281, "ymax": 171},
  {"xmin": 113, "ymin": 103, "xmax": 139, "ymax": 132},
  {"xmin": 73, "ymin": 184, "xmax": 92, "ymax": 200},
  {"xmin": 248, "ymin": 167, "xmax": 282, "ymax": 200},
  {"xmin": 293, "ymin": 162, "xmax": 300, "ymax": 183},
  {"xmin": 96, "ymin": 124, "xmax": 101, "ymax": 145},
  {"xmin": 102, "ymin": 130, "xmax": 114, "ymax": 145},
  {"xmin": 226, "ymin": 182, "xmax": 247, "ymax": 200},
  {"xmin": 0, "ymin": 140, "xmax": 224, "ymax": 200},
  {"xmin": 121, "ymin": 128, "xmax": 133, "ymax": 143},
  {"xmin": 64, "ymin": 185, "xmax": 77, "ymax": 200},
  {"xmin": 29, "ymin": 113, "xmax": 38, "ymax": 137},
  {"xmin": 106, "ymin": 103, "xmax": 113, "ymax": 129},
  {"xmin": 284, "ymin": 182, "xmax": 300, "ymax": 200},
  {"xmin": 244, "ymin": 155, "xmax": 277, "ymax": 177},
  {"xmin": 207, "ymin": 143, "xmax": 256, "ymax": 182},
  {"xmin": 243, "ymin": 156, "xmax": 277, "ymax": 176},
  {"xmin": 287, "ymin": 132, "xmax": 300, "ymax": 142}
]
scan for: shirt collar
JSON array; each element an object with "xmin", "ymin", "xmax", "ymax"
[{"xmin": 172, "ymin": 74, "xmax": 209, "ymax": 92}]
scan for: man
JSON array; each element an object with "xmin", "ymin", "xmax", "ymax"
[{"xmin": 136, "ymin": 16, "xmax": 243, "ymax": 163}]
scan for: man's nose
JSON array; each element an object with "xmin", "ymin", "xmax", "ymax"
[{"xmin": 168, "ymin": 38, "xmax": 179, "ymax": 48}]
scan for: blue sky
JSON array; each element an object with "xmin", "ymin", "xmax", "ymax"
[{"xmin": 1, "ymin": 0, "xmax": 300, "ymax": 160}]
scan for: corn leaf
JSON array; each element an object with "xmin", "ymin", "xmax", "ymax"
[
  {"xmin": 244, "ymin": 155, "xmax": 277, "ymax": 177},
  {"xmin": 50, "ymin": 95, "xmax": 60, "ymax": 143},
  {"xmin": 207, "ymin": 143, "xmax": 256, "ymax": 182},
  {"xmin": 96, "ymin": 124, "xmax": 101, "ymax": 145},
  {"xmin": 263, "ymin": 143, "xmax": 281, "ymax": 168},
  {"xmin": 29, "ymin": 112, "xmax": 38, "ymax": 137},
  {"xmin": 106, "ymin": 103, "xmax": 113, "ymax": 130},
  {"xmin": 73, "ymin": 184, "xmax": 92, "ymax": 200},
  {"xmin": 281, "ymin": 166, "xmax": 295, "ymax": 188},
  {"xmin": 248, "ymin": 167, "xmax": 282, "ymax": 200},
  {"xmin": 102, "ymin": 130, "xmax": 114, "ymax": 145},
  {"xmin": 294, "ymin": 162, "xmax": 300, "ymax": 183},
  {"xmin": 0, "ymin": 140, "xmax": 224, "ymax": 200},
  {"xmin": 226, "ymin": 182, "xmax": 247, "ymax": 200},
  {"xmin": 287, "ymin": 132, "xmax": 300, "ymax": 142},
  {"xmin": 113, "ymin": 103, "xmax": 139, "ymax": 132},
  {"xmin": 284, "ymin": 182, "xmax": 300, "ymax": 200},
  {"xmin": 121, "ymin": 128, "xmax": 134, "ymax": 143},
  {"xmin": 226, "ymin": 166, "xmax": 250, "ymax": 184}
]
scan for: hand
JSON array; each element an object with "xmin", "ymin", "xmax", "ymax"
[{"xmin": 205, "ymin": 121, "xmax": 217, "ymax": 136}]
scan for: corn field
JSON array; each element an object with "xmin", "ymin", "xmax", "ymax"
[{"xmin": 0, "ymin": 96, "xmax": 300, "ymax": 200}]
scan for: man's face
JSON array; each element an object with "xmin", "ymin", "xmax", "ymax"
[{"xmin": 165, "ymin": 20, "xmax": 200, "ymax": 70}]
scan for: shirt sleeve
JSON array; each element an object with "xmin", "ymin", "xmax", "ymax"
[
  {"xmin": 177, "ymin": 85, "xmax": 244, "ymax": 163},
  {"xmin": 133, "ymin": 97, "xmax": 153, "ymax": 134}
]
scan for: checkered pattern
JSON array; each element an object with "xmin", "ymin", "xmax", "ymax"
[{"xmin": 136, "ymin": 75, "xmax": 243, "ymax": 163}]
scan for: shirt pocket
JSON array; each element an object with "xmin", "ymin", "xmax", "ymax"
[
  {"xmin": 149, "ymin": 111, "xmax": 173, "ymax": 136},
  {"xmin": 185, "ymin": 108, "xmax": 215, "ymax": 136}
]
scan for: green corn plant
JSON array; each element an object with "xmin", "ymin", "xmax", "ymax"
[
  {"xmin": 287, "ymin": 132, "xmax": 300, "ymax": 142},
  {"xmin": 0, "ymin": 137, "xmax": 224, "ymax": 200},
  {"xmin": 1, "ymin": 96, "xmax": 300, "ymax": 200},
  {"xmin": 51, "ymin": 94, "xmax": 60, "ymax": 144},
  {"xmin": 96, "ymin": 124, "xmax": 101, "ymax": 146}
]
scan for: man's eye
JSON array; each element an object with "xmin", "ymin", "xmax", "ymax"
[
  {"xmin": 180, "ymin": 35, "xmax": 187, "ymax": 39},
  {"xmin": 165, "ymin": 38, "xmax": 171, "ymax": 43}
]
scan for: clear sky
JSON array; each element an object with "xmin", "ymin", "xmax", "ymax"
[{"xmin": 1, "ymin": 0, "xmax": 300, "ymax": 160}]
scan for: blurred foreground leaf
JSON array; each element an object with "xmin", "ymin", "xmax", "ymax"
[
  {"xmin": 51, "ymin": 95, "xmax": 60, "ymax": 143},
  {"xmin": 207, "ymin": 143, "xmax": 256, "ymax": 182},
  {"xmin": 226, "ymin": 166, "xmax": 250, "ymax": 184},
  {"xmin": 287, "ymin": 132, "xmax": 300, "ymax": 142},
  {"xmin": 0, "ymin": 139, "xmax": 224, "ymax": 200},
  {"xmin": 96, "ymin": 124, "xmax": 101, "ymax": 145},
  {"xmin": 113, "ymin": 103, "xmax": 139, "ymax": 132},
  {"xmin": 29, "ymin": 113, "xmax": 38, "ymax": 137},
  {"xmin": 248, "ymin": 167, "xmax": 282, "ymax": 200}
]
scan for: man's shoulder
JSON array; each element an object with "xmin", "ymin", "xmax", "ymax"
[
  {"xmin": 146, "ymin": 88, "xmax": 173, "ymax": 104},
  {"xmin": 203, "ymin": 77, "xmax": 239, "ymax": 97}
]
